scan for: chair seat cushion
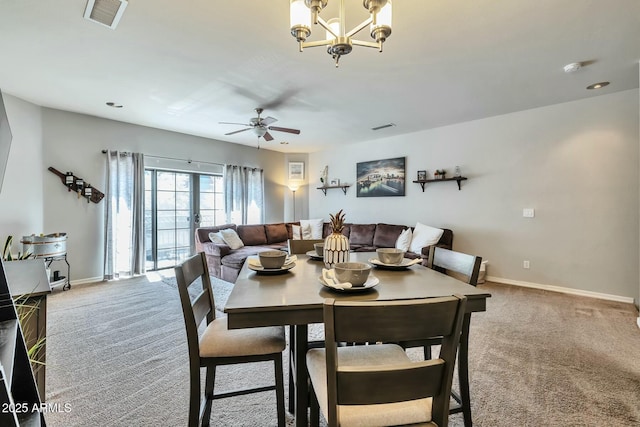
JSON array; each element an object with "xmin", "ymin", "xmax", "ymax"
[
  {"xmin": 200, "ymin": 316, "xmax": 285, "ymax": 358},
  {"xmin": 306, "ymin": 344, "xmax": 433, "ymax": 427}
]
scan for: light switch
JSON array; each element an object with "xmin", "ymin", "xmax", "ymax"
[{"xmin": 523, "ymin": 208, "xmax": 535, "ymax": 218}]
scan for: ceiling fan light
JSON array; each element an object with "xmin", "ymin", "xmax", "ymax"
[{"xmin": 253, "ymin": 127, "xmax": 267, "ymax": 138}]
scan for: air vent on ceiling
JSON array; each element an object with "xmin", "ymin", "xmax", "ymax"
[
  {"xmin": 84, "ymin": 0, "xmax": 128, "ymax": 29},
  {"xmin": 371, "ymin": 123, "xmax": 396, "ymax": 131}
]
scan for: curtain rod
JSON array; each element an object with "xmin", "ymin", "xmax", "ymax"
[{"xmin": 101, "ymin": 150, "xmax": 224, "ymax": 167}]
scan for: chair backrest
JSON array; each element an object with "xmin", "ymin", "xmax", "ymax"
[
  {"xmin": 323, "ymin": 295, "xmax": 467, "ymax": 427},
  {"xmin": 287, "ymin": 239, "xmax": 324, "ymax": 254},
  {"xmin": 174, "ymin": 252, "xmax": 217, "ymax": 363},
  {"xmin": 427, "ymin": 246, "xmax": 482, "ymax": 286}
]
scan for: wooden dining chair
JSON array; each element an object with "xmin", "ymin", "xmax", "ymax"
[
  {"xmin": 427, "ymin": 246, "xmax": 482, "ymax": 287},
  {"xmin": 405, "ymin": 246, "xmax": 482, "ymax": 427},
  {"xmin": 307, "ymin": 295, "xmax": 467, "ymax": 427},
  {"xmin": 175, "ymin": 252, "xmax": 286, "ymax": 427},
  {"xmin": 287, "ymin": 238, "xmax": 324, "ymax": 255}
]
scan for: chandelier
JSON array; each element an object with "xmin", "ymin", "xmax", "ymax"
[{"xmin": 290, "ymin": 0, "xmax": 392, "ymax": 67}]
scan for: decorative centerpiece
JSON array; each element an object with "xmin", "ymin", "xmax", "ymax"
[{"xmin": 323, "ymin": 209, "xmax": 350, "ymax": 268}]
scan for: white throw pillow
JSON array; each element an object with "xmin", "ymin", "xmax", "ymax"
[
  {"xmin": 208, "ymin": 232, "xmax": 226, "ymax": 245},
  {"xmin": 395, "ymin": 228, "xmax": 412, "ymax": 252},
  {"xmin": 219, "ymin": 228, "xmax": 244, "ymax": 250},
  {"xmin": 291, "ymin": 225, "xmax": 302, "ymax": 240},
  {"xmin": 301, "ymin": 224, "xmax": 314, "ymax": 240},
  {"xmin": 299, "ymin": 219, "xmax": 323, "ymax": 239},
  {"xmin": 409, "ymin": 222, "xmax": 444, "ymax": 253}
]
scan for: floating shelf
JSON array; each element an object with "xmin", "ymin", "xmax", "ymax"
[
  {"xmin": 317, "ymin": 185, "xmax": 350, "ymax": 195},
  {"xmin": 413, "ymin": 177, "xmax": 468, "ymax": 191}
]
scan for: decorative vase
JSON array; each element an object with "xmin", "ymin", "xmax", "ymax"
[
  {"xmin": 323, "ymin": 232, "xmax": 350, "ymax": 269},
  {"xmin": 323, "ymin": 209, "xmax": 349, "ymax": 268}
]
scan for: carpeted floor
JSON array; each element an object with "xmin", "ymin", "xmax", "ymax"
[{"xmin": 44, "ymin": 273, "xmax": 640, "ymax": 426}]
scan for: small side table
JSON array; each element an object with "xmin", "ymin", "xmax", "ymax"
[{"xmin": 40, "ymin": 254, "xmax": 71, "ymax": 291}]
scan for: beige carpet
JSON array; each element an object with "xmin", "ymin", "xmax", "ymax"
[{"xmin": 44, "ymin": 274, "xmax": 640, "ymax": 426}]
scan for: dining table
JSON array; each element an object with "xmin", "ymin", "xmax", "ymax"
[{"xmin": 224, "ymin": 251, "xmax": 491, "ymax": 427}]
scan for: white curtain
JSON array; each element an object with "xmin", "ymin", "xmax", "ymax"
[
  {"xmin": 224, "ymin": 165, "xmax": 264, "ymax": 225},
  {"xmin": 103, "ymin": 151, "xmax": 145, "ymax": 279}
]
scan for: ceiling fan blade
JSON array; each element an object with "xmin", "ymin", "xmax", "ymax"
[
  {"xmin": 263, "ymin": 131, "xmax": 274, "ymax": 142},
  {"xmin": 268, "ymin": 126, "xmax": 301, "ymax": 135},
  {"xmin": 225, "ymin": 128, "xmax": 252, "ymax": 136},
  {"xmin": 219, "ymin": 121, "xmax": 251, "ymax": 126},
  {"xmin": 261, "ymin": 116, "xmax": 278, "ymax": 126},
  {"xmin": 262, "ymin": 88, "xmax": 300, "ymax": 110}
]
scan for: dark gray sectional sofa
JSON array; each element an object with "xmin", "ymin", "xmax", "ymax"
[{"xmin": 195, "ymin": 222, "xmax": 453, "ymax": 283}]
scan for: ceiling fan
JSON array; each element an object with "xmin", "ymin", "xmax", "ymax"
[{"xmin": 219, "ymin": 108, "xmax": 301, "ymax": 142}]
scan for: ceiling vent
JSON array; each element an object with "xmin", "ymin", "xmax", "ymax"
[
  {"xmin": 84, "ymin": 0, "xmax": 128, "ymax": 29},
  {"xmin": 371, "ymin": 123, "xmax": 396, "ymax": 131}
]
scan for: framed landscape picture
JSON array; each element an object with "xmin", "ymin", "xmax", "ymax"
[{"xmin": 356, "ymin": 157, "xmax": 405, "ymax": 197}]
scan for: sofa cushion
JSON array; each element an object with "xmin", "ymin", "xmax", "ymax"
[
  {"xmin": 265, "ymin": 223, "xmax": 289, "ymax": 244},
  {"xmin": 300, "ymin": 219, "xmax": 323, "ymax": 239},
  {"xmin": 373, "ymin": 223, "xmax": 406, "ymax": 248},
  {"xmin": 208, "ymin": 232, "xmax": 226, "ymax": 245},
  {"xmin": 395, "ymin": 228, "xmax": 412, "ymax": 252},
  {"xmin": 323, "ymin": 223, "xmax": 351, "ymax": 238},
  {"xmin": 286, "ymin": 222, "xmax": 301, "ymax": 239},
  {"xmin": 220, "ymin": 228, "xmax": 244, "ymax": 250},
  {"xmin": 220, "ymin": 246, "xmax": 276, "ymax": 270},
  {"xmin": 237, "ymin": 225, "xmax": 268, "ymax": 246},
  {"xmin": 196, "ymin": 223, "xmax": 236, "ymax": 244},
  {"xmin": 349, "ymin": 224, "xmax": 376, "ymax": 246},
  {"xmin": 410, "ymin": 222, "xmax": 444, "ymax": 253}
]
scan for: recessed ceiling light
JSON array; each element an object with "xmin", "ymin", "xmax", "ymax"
[
  {"xmin": 586, "ymin": 82, "xmax": 609, "ymax": 90},
  {"xmin": 106, "ymin": 102, "xmax": 123, "ymax": 108}
]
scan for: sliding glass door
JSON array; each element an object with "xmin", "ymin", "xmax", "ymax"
[{"xmin": 145, "ymin": 170, "xmax": 224, "ymax": 270}]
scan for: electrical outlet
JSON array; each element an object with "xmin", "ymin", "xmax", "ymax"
[
  {"xmin": 523, "ymin": 208, "xmax": 535, "ymax": 218},
  {"xmin": 523, "ymin": 260, "xmax": 530, "ymax": 269}
]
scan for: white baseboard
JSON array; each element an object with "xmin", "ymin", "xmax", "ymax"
[
  {"xmin": 68, "ymin": 276, "xmax": 104, "ymax": 286},
  {"xmin": 485, "ymin": 275, "xmax": 635, "ymax": 304}
]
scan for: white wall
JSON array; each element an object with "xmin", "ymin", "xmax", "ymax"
[
  {"xmin": 0, "ymin": 94, "xmax": 44, "ymax": 252},
  {"xmin": 310, "ymin": 90, "xmax": 640, "ymax": 301},
  {"xmin": 39, "ymin": 109, "xmax": 286, "ymax": 282}
]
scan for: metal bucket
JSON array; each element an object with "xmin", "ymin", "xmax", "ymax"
[{"xmin": 21, "ymin": 233, "xmax": 67, "ymax": 257}]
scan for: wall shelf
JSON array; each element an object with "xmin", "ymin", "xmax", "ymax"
[
  {"xmin": 48, "ymin": 166, "xmax": 104, "ymax": 204},
  {"xmin": 317, "ymin": 185, "xmax": 350, "ymax": 195},
  {"xmin": 413, "ymin": 177, "xmax": 468, "ymax": 191}
]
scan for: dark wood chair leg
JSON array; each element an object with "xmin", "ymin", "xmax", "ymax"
[
  {"xmin": 288, "ymin": 325, "xmax": 296, "ymax": 414},
  {"xmin": 201, "ymin": 365, "xmax": 215, "ymax": 426},
  {"xmin": 309, "ymin": 383, "xmax": 320, "ymax": 427},
  {"xmin": 188, "ymin": 363, "xmax": 201, "ymax": 427},
  {"xmin": 294, "ymin": 325, "xmax": 309, "ymax": 427},
  {"xmin": 274, "ymin": 354, "xmax": 286, "ymax": 427},
  {"xmin": 423, "ymin": 344, "xmax": 432, "ymax": 359},
  {"xmin": 459, "ymin": 314, "xmax": 473, "ymax": 427}
]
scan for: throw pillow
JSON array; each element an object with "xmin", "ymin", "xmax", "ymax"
[
  {"xmin": 291, "ymin": 225, "xmax": 302, "ymax": 240},
  {"xmin": 219, "ymin": 228, "xmax": 245, "ymax": 250},
  {"xmin": 395, "ymin": 228, "xmax": 412, "ymax": 252},
  {"xmin": 301, "ymin": 224, "xmax": 314, "ymax": 240},
  {"xmin": 300, "ymin": 219, "xmax": 323, "ymax": 239},
  {"xmin": 409, "ymin": 222, "xmax": 444, "ymax": 253},
  {"xmin": 208, "ymin": 232, "xmax": 226, "ymax": 245}
]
